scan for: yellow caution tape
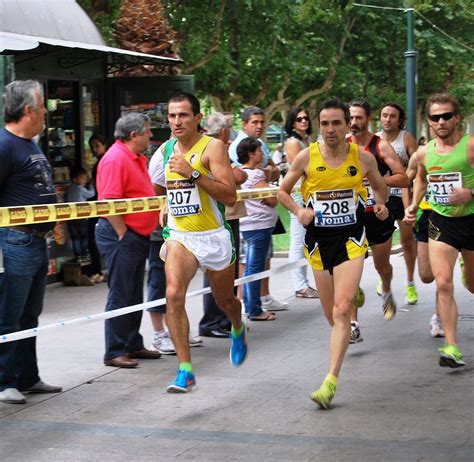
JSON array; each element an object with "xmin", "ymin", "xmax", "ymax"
[{"xmin": 0, "ymin": 186, "xmax": 296, "ymax": 227}]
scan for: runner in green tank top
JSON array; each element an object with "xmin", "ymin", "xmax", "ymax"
[{"xmin": 405, "ymin": 93, "xmax": 474, "ymax": 369}]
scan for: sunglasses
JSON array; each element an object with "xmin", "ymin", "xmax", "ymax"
[
  {"xmin": 427, "ymin": 112, "xmax": 455, "ymax": 123},
  {"xmin": 295, "ymin": 116, "xmax": 309, "ymax": 122}
]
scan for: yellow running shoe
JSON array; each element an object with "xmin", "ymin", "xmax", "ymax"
[
  {"xmin": 353, "ymin": 286, "xmax": 365, "ymax": 308},
  {"xmin": 405, "ymin": 284, "xmax": 418, "ymax": 305},
  {"xmin": 310, "ymin": 379, "xmax": 337, "ymax": 409}
]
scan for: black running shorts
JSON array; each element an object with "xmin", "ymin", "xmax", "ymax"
[
  {"xmin": 387, "ymin": 196, "xmax": 405, "ymax": 221},
  {"xmin": 364, "ymin": 210, "xmax": 396, "ymax": 246},
  {"xmin": 428, "ymin": 212, "xmax": 474, "ymax": 251}
]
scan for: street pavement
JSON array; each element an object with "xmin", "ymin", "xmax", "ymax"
[{"xmin": 0, "ymin": 254, "xmax": 472, "ymax": 461}]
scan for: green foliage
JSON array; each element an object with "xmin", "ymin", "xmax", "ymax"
[{"xmin": 79, "ymin": 0, "xmax": 474, "ymax": 124}]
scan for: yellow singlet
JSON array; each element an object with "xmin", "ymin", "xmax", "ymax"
[
  {"xmin": 165, "ymin": 135, "xmax": 226, "ymax": 233},
  {"xmin": 301, "ymin": 142, "xmax": 368, "ymax": 224}
]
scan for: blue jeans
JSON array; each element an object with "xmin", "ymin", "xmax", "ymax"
[
  {"xmin": 68, "ymin": 219, "xmax": 89, "ymax": 257},
  {"xmin": 95, "ymin": 219, "xmax": 150, "ymax": 361},
  {"xmin": 147, "ymin": 239, "xmax": 167, "ymax": 314},
  {"xmin": 0, "ymin": 228, "xmax": 49, "ymax": 391},
  {"xmin": 242, "ymin": 227, "xmax": 273, "ymax": 318}
]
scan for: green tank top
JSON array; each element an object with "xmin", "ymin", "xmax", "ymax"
[{"xmin": 425, "ymin": 134, "xmax": 473, "ymax": 217}]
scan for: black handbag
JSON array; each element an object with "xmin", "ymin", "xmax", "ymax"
[{"xmin": 272, "ymin": 216, "xmax": 286, "ymax": 235}]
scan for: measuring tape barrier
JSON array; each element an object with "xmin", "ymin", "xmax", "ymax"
[
  {"xmin": 0, "ymin": 258, "xmax": 308, "ymax": 344},
  {"xmin": 0, "ymin": 187, "xmax": 297, "ymax": 227}
]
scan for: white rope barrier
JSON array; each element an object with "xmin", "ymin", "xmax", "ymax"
[{"xmin": 0, "ymin": 258, "xmax": 308, "ymax": 344}]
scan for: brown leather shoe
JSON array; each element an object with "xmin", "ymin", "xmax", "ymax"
[
  {"xmin": 126, "ymin": 348, "xmax": 161, "ymax": 359},
  {"xmin": 104, "ymin": 355, "xmax": 139, "ymax": 368}
]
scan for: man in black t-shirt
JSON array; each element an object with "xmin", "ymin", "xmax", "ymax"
[{"xmin": 0, "ymin": 80, "xmax": 61, "ymax": 405}]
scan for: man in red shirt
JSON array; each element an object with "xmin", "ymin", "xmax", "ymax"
[{"xmin": 96, "ymin": 113, "xmax": 160, "ymax": 368}]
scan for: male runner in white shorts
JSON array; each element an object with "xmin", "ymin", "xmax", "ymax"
[{"xmin": 153, "ymin": 93, "xmax": 248, "ymax": 392}]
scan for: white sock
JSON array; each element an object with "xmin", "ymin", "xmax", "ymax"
[{"xmin": 406, "ymin": 280, "xmax": 415, "ymax": 286}]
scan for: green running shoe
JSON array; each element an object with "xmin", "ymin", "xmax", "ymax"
[
  {"xmin": 353, "ymin": 287, "xmax": 365, "ymax": 308},
  {"xmin": 439, "ymin": 343, "xmax": 465, "ymax": 368},
  {"xmin": 376, "ymin": 278, "xmax": 382, "ymax": 296},
  {"xmin": 404, "ymin": 284, "xmax": 418, "ymax": 305},
  {"xmin": 310, "ymin": 380, "xmax": 337, "ymax": 409}
]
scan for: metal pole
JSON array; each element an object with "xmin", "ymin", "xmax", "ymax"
[{"xmin": 404, "ymin": 1, "xmax": 417, "ymax": 137}]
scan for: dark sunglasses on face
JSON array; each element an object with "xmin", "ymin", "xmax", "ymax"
[
  {"xmin": 295, "ymin": 116, "xmax": 309, "ymax": 122},
  {"xmin": 428, "ymin": 112, "xmax": 455, "ymax": 123}
]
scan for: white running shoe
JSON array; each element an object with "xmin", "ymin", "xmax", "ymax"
[
  {"xmin": 430, "ymin": 314, "xmax": 445, "ymax": 338},
  {"xmin": 189, "ymin": 334, "xmax": 203, "ymax": 347},
  {"xmin": 261, "ymin": 295, "xmax": 289, "ymax": 312},
  {"xmin": 150, "ymin": 331, "xmax": 176, "ymax": 355},
  {"xmin": 350, "ymin": 322, "xmax": 363, "ymax": 344}
]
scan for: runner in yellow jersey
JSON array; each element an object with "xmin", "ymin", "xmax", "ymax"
[
  {"xmin": 278, "ymin": 99, "xmax": 389, "ymax": 409},
  {"xmin": 153, "ymin": 93, "xmax": 248, "ymax": 392},
  {"xmin": 405, "ymin": 93, "xmax": 474, "ymax": 368}
]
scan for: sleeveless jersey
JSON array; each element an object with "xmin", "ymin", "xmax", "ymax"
[
  {"xmin": 163, "ymin": 135, "xmax": 227, "ymax": 234},
  {"xmin": 349, "ymin": 134, "xmax": 391, "ymax": 177},
  {"xmin": 376, "ymin": 129, "xmax": 410, "ymax": 167},
  {"xmin": 425, "ymin": 134, "xmax": 473, "ymax": 217},
  {"xmin": 301, "ymin": 142, "xmax": 367, "ymax": 230}
]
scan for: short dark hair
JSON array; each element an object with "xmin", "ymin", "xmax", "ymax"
[
  {"xmin": 70, "ymin": 166, "xmax": 87, "ymax": 181},
  {"xmin": 168, "ymin": 92, "xmax": 201, "ymax": 115},
  {"xmin": 380, "ymin": 102, "xmax": 406, "ymax": 129},
  {"xmin": 425, "ymin": 93, "xmax": 462, "ymax": 118},
  {"xmin": 3, "ymin": 80, "xmax": 43, "ymax": 123},
  {"xmin": 88, "ymin": 133, "xmax": 106, "ymax": 150},
  {"xmin": 242, "ymin": 106, "xmax": 264, "ymax": 122},
  {"xmin": 284, "ymin": 107, "xmax": 313, "ymax": 139},
  {"xmin": 237, "ymin": 137, "xmax": 261, "ymax": 164},
  {"xmin": 318, "ymin": 98, "xmax": 350, "ymax": 124},
  {"xmin": 350, "ymin": 97, "xmax": 371, "ymax": 118}
]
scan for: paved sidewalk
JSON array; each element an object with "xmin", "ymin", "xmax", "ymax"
[{"xmin": 0, "ymin": 256, "xmax": 472, "ymax": 461}]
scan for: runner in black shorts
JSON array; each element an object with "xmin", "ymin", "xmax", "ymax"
[
  {"xmin": 278, "ymin": 98, "xmax": 389, "ymax": 409},
  {"xmin": 405, "ymin": 93, "xmax": 474, "ymax": 368},
  {"xmin": 348, "ymin": 98, "xmax": 409, "ymax": 343}
]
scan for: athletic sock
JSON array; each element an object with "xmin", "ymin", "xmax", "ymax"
[
  {"xmin": 406, "ymin": 280, "xmax": 415, "ymax": 286},
  {"xmin": 325, "ymin": 373, "xmax": 338, "ymax": 386},
  {"xmin": 231, "ymin": 324, "xmax": 244, "ymax": 337},
  {"xmin": 179, "ymin": 362, "xmax": 193, "ymax": 372},
  {"xmin": 260, "ymin": 295, "xmax": 271, "ymax": 303}
]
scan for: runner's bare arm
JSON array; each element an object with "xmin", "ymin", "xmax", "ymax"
[
  {"xmin": 199, "ymin": 138, "xmax": 237, "ymax": 206},
  {"xmin": 379, "ymin": 139, "xmax": 410, "ymax": 188},
  {"xmin": 404, "ymin": 131, "xmax": 418, "ymax": 158},
  {"xmin": 360, "ymin": 148, "xmax": 388, "ymax": 215},
  {"xmin": 402, "ymin": 149, "xmax": 420, "ymax": 208},
  {"xmin": 404, "ymin": 148, "xmax": 428, "ymax": 225},
  {"xmin": 278, "ymin": 148, "xmax": 314, "ymax": 225},
  {"xmin": 449, "ymin": 135, "xmax": 474, "ymax": 205}
]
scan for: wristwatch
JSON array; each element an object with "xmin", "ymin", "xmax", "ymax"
[{"xmin": 189, "ymin": 170, "xmax": 201, "ymax": 184}]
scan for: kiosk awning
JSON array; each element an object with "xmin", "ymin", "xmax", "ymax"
[{"xmin": 0, "ymin": 31, "xmax": 182, "ymax": 71}]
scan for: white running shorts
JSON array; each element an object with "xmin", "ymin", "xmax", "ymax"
[{"xmin": 160, "ymin": 226, "xmax": 235, "ymax": 272}]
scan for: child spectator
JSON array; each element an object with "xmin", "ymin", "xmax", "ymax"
[{"xmin": 67, "ymin": 166, "xmax": 95, "ymax": 262}]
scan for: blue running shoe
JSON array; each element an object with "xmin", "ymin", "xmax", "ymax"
[
  {"xmin": 230, "ymin": 323, "xmax": 248, "ymax": 367},
  {"xmin": 167, "ymin": 369, "xmax": 196, "ymax": 393}
]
